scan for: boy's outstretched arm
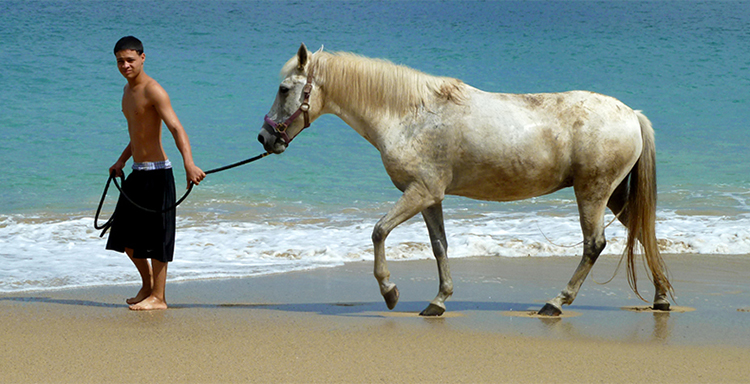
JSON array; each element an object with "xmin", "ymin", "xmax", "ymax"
[{"xmin": 150, "ymin": 83, "xmax": 206, "ymax": 189}]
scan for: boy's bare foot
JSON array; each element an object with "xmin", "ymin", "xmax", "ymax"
[
  {"xmin": 128, "ymin": 295, "xmax": 167, "ymax": 311},
  {"xmin": 126, "ymin": 287, "xmax": 152, "ymax": 305}
]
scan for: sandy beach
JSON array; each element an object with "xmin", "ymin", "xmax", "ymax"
[{"xmin": 2, "ymin": 254, "xmax": 750, "ymax": 383}]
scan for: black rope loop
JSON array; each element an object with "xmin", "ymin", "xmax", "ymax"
[{"xmin": 94, "ymin": 152, "xmax": 269, "ymax": 235}]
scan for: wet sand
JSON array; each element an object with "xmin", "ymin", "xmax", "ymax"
[{"xmin": 2, "ymin": 254, "xmax": 750, "ymax": 383}]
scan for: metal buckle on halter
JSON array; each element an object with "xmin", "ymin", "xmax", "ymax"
[
  {"xmin": 276, "ymin": 122, "xmax": 288, "ymax": 133},
  {"xmin": 299, "ymin": 103, "xmax": 310, "ymax": 112}
]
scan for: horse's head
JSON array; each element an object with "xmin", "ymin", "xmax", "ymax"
[{"xmin": 258, "ymin": 43, "xmax": 323, "ymax": 154}]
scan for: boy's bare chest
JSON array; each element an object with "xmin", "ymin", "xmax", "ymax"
[{"xmin": 122, "ymin": 88, "xmax": 157, "ymax": 122}]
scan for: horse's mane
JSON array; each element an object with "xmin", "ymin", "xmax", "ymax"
[{"xmin": 283, "ymin": 51, "xmax": 466, "ymax": 118}]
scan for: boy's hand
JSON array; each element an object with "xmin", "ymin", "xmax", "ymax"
[
  {"xmin": 186, "ymin": 164, "xmax": 206, "ymax": 189},
  {"xmin": 109, "ymin": 161, "xmax": 126, "ymax": 178}
]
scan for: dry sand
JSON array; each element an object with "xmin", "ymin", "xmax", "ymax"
[{"xmin": 2, "ymin": 254, "xmax": 750, "ymax": 383}]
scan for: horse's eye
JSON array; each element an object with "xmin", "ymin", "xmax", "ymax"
[{"xmin": 279, "ymin": 86, "xmax": 290, "ymax": 95}]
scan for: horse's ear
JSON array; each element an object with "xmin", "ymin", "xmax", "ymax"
[
  {"xmin": 315, "ymin": 45, "xmax": 324, "ymax": 54},
  {"xmin": 297, "ymin": 43, "xmax": 308, "ymax": 70}
]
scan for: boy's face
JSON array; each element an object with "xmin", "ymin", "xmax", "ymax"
[{"xmin": 115, "ymin": 49, "xmax": 145, "ymax": 80}]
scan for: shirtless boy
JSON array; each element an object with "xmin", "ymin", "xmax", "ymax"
[{"xmin": 106, "ymin": 36, "xmax": 205, "ymax": 310}]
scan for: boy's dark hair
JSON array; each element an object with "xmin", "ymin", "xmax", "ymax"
[{"xmin": 114, "ymin": 36, "xmax": 143, "ymax": 55}]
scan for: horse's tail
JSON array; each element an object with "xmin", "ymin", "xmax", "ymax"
[{"xmin": 623, "ymin": 111, "xmax": 673, "ymax": 301}]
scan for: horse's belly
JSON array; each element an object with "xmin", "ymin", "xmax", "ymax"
[
  {"xmin": 447, "ymin": 163, "xmax": 573, "ymax": 202},
  {"xmin": 446, "ymin": 125, "xmax": 575, "ymax": 202}
]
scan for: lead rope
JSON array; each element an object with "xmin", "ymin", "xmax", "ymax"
[{"xmin": 94, "ymin": 152, "xmax": 270, "ymax": 236}]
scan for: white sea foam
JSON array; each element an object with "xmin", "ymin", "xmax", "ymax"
[{"xmin": 1, "ymin": 210, "xmax": 749, "ymax": 293}]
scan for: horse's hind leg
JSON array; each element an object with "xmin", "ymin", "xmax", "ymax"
[
  {"xmin": 607, "ymin": 176, "xmax": 670, "ymax": 311},
  {"xmin": 419, "ymin": 203, "xmax": 453, "ymax": 316},
  {"xmin": 539, "ymin": 195, "xmax": 608, "ymax": 316}
]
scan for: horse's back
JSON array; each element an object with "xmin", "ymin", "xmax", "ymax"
[{"xmin": 444, "ymin": 89, "xmax": 643, "ymax": 201}]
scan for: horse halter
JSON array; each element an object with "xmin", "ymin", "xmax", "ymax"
[{"xmin": 263, "ymin": 67, "xmax": 315, "ymax": 145}]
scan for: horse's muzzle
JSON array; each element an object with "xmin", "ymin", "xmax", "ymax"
[{"xmin": 258, "ymin": 124, "xmax": 287, "ymax": 154}]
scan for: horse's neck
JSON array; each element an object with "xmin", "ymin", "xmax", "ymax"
[
  {"xmin": 319, "ymin": 76, "xmax": 393, "ymax": 148},
  {"xmin": 315, "ymin": 53, "xmax": 466, "ymax": 150},
  {"xmin": 323, "ymin": 97, "xmax": 386, "ymax": 148},
  {"xmin": 317, "ymin": 58, "xmax": 424, "ymax": 148}
]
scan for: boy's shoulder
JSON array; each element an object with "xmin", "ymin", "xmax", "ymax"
[{"xmin": 139, "ymin": 76, "xmax": 169, "ymax": 102}]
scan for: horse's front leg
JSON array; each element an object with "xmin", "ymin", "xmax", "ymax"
[
  {"xmin": 420, "ymin": 203, "xmax": 453, "ymax": 316},
  {"xmin": 372, "ymin": 185, "xmax": 437, "ymax": 310}
]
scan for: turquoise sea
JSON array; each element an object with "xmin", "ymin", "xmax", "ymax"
[{"xmin": 1, "ymin": 1, "xmax": 748, "ymax": 292}]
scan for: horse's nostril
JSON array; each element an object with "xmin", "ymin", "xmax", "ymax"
[{"xmin": 257, "ymin": 134, "xmax": 264, "ymax": 145}]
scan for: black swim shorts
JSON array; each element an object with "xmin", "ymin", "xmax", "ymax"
[{"xmin": 106, "ymin": 168, "xmax": 176, "ymax": 262}]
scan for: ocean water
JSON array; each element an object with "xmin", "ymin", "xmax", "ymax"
[{"xmin": 1, "ymin": 1, "xmax": 749, "ymax": 292}]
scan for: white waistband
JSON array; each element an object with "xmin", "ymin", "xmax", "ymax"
[{"xmin": 132, "ymin": 159, "xmax": 172, "ymax": 171}]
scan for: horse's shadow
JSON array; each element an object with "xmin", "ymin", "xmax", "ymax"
[{"xmin": 0, "ymin": 296, "xmax": 620, "ymax": 316}]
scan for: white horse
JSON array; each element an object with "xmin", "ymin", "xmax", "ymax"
[{"xmin": 258, "ymin": 44, "xmax": 673, "ymax": 316}]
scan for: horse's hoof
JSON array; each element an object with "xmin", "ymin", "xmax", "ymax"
[
  {"xmin": 652, "ymin": 302, "xmax": 671, "ymax": 311},
  {"xmin": 383, "ymin": 286, "xmax": 400, "ymax": 310},
  {"xmin": 538, "ymin": 303, "xmax": 562, "ymax": 316},
  {"xmin": 419, "ymin": 303, "xmax": 445, "ymax": 317}
]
